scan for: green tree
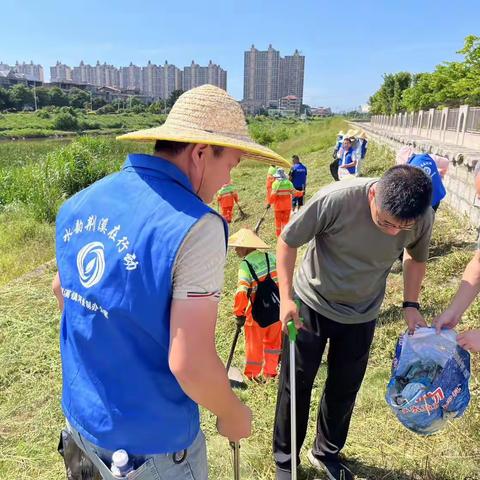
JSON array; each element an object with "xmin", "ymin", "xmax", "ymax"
[
  {"xmin": 369, "ymin": 72, "xmax": 411, "ymax": 114},
  {"xmin": 92, "ymin": 97, "xmax": 107, "ymax": 110},
  {"xmin": 167, "ymin": 89, "xmax": 184, "ymax": 108},
  {"xmin": 453, "ymin": 35, "xmax": 480, "ymax": 104},
  {"xmin": 392, "ymin": 72, "xmax": 412, "ymax": 113},
  {"xmin": 9, "ymin": 83, "xmax": 35, "ymax": 110},
  {"xmin": 49, "ymin": 87, "xmax": 69, "ymax": 107},
  {"xmin": 371, "ymin": 35, "xmax": 480, "ymax": 113},
  {"xmin": 0, "ymin": 87, "xmax": 12, "ymax": 110},
  {"xmin": 148, "ymin": 100, "xmax": 166, "ymax": 113},
  {"xmin": 34, "ymin": 87, "xmax": 52, "ymax": 108},
  {"xmin": 68, "ymin": 88, "xmax": 90, "ymax": 109}
]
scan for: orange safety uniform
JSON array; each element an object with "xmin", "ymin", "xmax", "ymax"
[
  {"xmin": 270, "ymin": 178, "xmax": 302, "ymax": 237},
  {"xmin": 217, "ymin": 184, "xmax": 239, "ymax": 223},
  {"xmin": 266, "ymin": 165, "xmax": 277, "ymax": 205},
  {"xmin": 233, "ymin": 250, "xmax": 282, "ymax": 379}
]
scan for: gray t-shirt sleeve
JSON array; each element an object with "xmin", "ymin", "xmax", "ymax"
[
  {"xmin": 281, "ymin": 189, "xmax": 338, "ymax": 248},
  {"xmin": 405, "ymin": 208, "xmax": 434, "ymax": 262},
  {"xmin": 172, "ymin": 213, "xmax": 226, "ymax": 301}
]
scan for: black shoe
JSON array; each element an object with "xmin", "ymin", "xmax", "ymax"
[
  {"xmin": 307, "ymin": 450, "xmax": 354, "ymax": 480},
  {"xmin": 275, "ymin": 466, "xmax": 292, "ymax": 480}
]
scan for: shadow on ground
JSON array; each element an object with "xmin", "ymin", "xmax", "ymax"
[{"xmin": 299, "ymin": 458, "xmax": 456, "ymax": 480}]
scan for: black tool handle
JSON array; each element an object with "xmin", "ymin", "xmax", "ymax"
[{"xmin": 226, "ymin": 324, "xmax": 242, "ymax": 371}]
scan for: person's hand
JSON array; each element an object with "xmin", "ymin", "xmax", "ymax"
[
  {"xmin": 217, "ymin": 402, "xmax": 252, "ymax": 442},
  {"xmin": 404, "ymin": 307, "xmax": 427, "ymax": 335},
  {"xmin": 280, "ymin": 298, "xmax": 302, "ymax": 333},
  {"xmin": 235, "ymin": 316, "xmax": 246, "ymax": 327},
  {"xmin": 432, "ymin": 308, "xmax": 461, "ymax": 333},
  {"xmin": 457, "ymin": 329, "xmax": 480, "ymax": 352}
]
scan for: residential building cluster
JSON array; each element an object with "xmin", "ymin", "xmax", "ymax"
[
  {"xmin": 242, "ymin": 45, "xmax": 305, "ymax": 114},
  {"xmin": 49, "ymin": 59, "xmax": 226, "ymax": 99},
  {"xmin": 0, "ymin": 60, "xmax": 45, "ymax": 86},
  {"xmin": 1, "ymin": 46, "xmax": 315, "ymax": 114}
]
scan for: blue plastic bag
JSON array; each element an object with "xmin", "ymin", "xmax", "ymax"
[{"xmin": 386, "ymin": 327, "xmax": 471, "ymax": 435}]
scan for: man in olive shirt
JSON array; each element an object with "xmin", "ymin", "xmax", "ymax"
[{"xmin": 274, "ymin": 165, "xmax": 433, "ymax": 480}]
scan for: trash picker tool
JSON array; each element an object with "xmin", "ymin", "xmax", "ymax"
[
  {"xmin": 226, "ymin": 322, "xmax": 247, "ymax": 390},
  {"xmin": 254, "ymin": 204, "xmax": 270, "ymax": 234}
]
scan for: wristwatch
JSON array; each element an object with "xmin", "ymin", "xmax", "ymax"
[{"xmin": 402, "ymin": 301, "xmax": 420, "ymax": 310}]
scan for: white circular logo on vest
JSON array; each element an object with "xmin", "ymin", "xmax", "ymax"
[{"xmin": 77, "ymin": 242, "xmax": 105, "ymax": 288}]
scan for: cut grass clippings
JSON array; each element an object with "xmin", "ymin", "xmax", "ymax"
[{"xmin": 0, "ymin": 117, "xmax": 479, "ymax": 479}]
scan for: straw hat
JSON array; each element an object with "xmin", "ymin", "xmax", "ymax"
[
  {"xmin": 337, "ymin": 130, "xmax": 345, "ymax": 136},
  {"xmin": 117, "ymin": 85, "xmax": 290, "ymax": 168},
  {"xmin": 228, "ymin": 228, "xmax": 270, "ymax": 249},
  {"xmin": 359, "ymin": 131, "xmax": 368, "ymax": 139}
]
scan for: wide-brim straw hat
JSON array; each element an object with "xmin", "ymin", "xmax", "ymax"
[
  {"xmin": 337, "ymin": 130, "xmax": 345, "ymax": 136},
  {"xmin": 359, "ymin": 131, "xmax": 368, "ymax": 139},
  {"xmin": 228, "ymin": 228, "xmax": 270, "ymax": 249},
  {"xmin": 117, "ymin": 85, "xmax": 290, "ymax": 168}
]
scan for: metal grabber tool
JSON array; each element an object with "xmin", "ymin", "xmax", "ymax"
[{"xmin": 287, "ymin": 319, "xmax": 298, "ymax": 480}]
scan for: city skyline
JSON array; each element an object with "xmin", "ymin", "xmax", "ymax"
[
  {"xmin": 1, "ymin": 58, "xmax": 227, "ymax": 101},
  {"xmin": 3, "ymin": 0, "xmax": 479, "ymax": 111},
  {"xmin": 1, "ymin": 49, "xmax": 308, "ymax": 111}
]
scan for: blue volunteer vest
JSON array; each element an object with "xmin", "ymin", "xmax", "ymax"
[
  {"xmin": 408, "ymin": 153, "xmax": 446, "ymax": 207},
  {"xmin": 341, "ymin": 147, "xmax": 356, "ymax": 174},
  {"xmin": 56, "ymin": 153, "xmax": 227, "ymax": 454}
]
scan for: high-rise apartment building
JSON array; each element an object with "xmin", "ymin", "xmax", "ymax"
[
  {"xmin": 72, "ymin": 61, "xmax": 95, "ymax": 84},
  {"xmin": 15, "ymin": 60, "xmax": 45, "ymax": 82},
  {"xmin": 243, "ymin": 45, "xmax": 304, "ymax": 113},
  {"xmin": 163, "ymin": 61, "xmax": 183, "ymax": 98},
  {"xmin": 280, "ymin": 49, "xmax": 304, "ymax": 104},
  {"xmin": 119, "ymin": 62, "xmax": 143, "ymax": 91},
  {"xmin": 50, "ymin": 61, "xmax": 72, "ymax": 82},
  {"xmin": 183, "ymin": 60, "xmax": 226, "ymax": 91},
  {"xmin": 142, "ymin": 61, "xmax": 162, "ymax": 98}
]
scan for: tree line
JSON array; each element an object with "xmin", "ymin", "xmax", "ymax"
[
  {"xmin": 0, "ymin": 83, "xmax": 185, "ymax": 114},
  {"xmin": 369, "ymin": 35, "xmax": 480, "ymax": 114}
]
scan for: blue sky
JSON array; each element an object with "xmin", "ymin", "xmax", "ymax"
[{"xmin": 2, "ymin": 0, "xmax": 479, "ymax": 111}]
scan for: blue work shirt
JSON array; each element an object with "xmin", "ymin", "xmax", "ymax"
[
  {"xmin": 290, "ymin": 162, "xmax": 308, "ymax": 190},
  {"xmin": 56, "ymin": 153, "xmax": 226, "ymax": 454},
  {"xmin": 408, "ymin": 153, "xmax": 446, "ymax": 207}
]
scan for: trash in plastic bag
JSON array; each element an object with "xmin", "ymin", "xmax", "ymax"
[{"xmin": 386, "ymin": 327, "xmax": 471, "ymax": 435}]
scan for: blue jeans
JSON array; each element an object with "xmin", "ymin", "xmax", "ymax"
[{"xmin": 66, "ymin": 422, "xmax": 208, "ymax": 480}]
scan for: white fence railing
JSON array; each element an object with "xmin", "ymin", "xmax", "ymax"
[{"xmin": 371, "ymin": 105, "xmax": 480, "ymax": 149}]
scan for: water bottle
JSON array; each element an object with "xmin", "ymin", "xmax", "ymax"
[{"xmin": 111, "ymin": 449, "xmax": 133, "ymax": 478}]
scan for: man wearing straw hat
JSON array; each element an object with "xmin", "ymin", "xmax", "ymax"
[
  {"xmin": 230, "ymin": 228, "xmax": 282, "ymax": 381},
  {"xmin": 329, "ymin": 131, "xmax": 344, "ymax": 181},
  {"xmin": 52, "ymin": 84, "xmax": 289, "ymax": 479}
]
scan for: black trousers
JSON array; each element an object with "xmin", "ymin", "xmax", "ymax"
[
  {"xmin": 273, "ymin": 298, "xmax": 376, "ymax": 471},
  {"xmin": 329, "ymin": 159, "xmax": 340, "ymax": 181}
]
